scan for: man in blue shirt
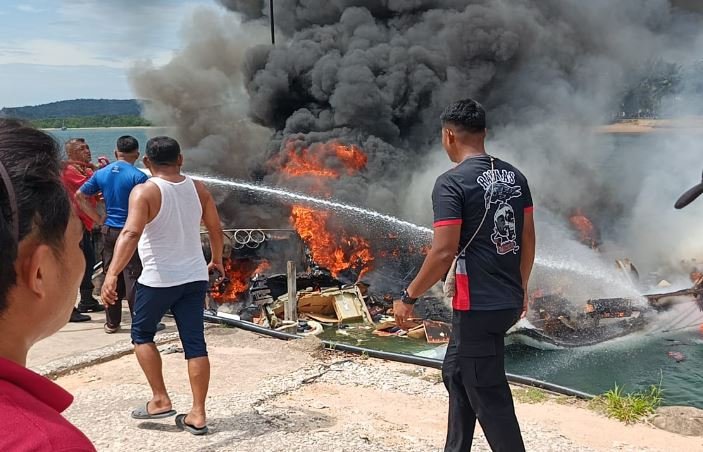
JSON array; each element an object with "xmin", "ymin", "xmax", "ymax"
[{"xmin": 77, "ymin": 136, "xmax": 149, "ymax": 333}]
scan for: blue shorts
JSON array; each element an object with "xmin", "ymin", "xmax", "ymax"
[{"xmin": 132, "ymin": 280, "xmax": 208, "ymax": 360}]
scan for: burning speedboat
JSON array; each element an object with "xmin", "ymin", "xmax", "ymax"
[
  {"xmin": 506, "ymin": 275, "xmax": 703, "ymax": 350},
  {"xmin": 506, "ymin": 295, "xmax": 647, "ymax": 350},
  {"xmin": 202, "ymin": 225, "xmax": 703, "ymax": 350}
]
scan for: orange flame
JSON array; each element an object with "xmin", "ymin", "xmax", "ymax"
[
  {"xmin": 291, "ymin": 206, "xmax": 373, "ymax": 277},
  {"xmin": 281, "ymin": 147, "xmax": 339, "ymax": 178},
  {"xmin": 211, "ymin": 259, "xmax": 271, "ymax": 302},
  {"xmin": 275, "ymin": 139, "xmax": 374, "ymax": 278},
  {"xmin": 569, "ymin": 210, "xmax": 598, "ymax": 248},
  {"xmin": 278, "ymin": 140, "xmax": 367, "ymax": 179},
  {"xmin": 334, "ymin": 143, "xmax": 367, "ymax": 174}
]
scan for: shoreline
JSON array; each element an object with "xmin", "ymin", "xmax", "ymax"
[
  {"xmin": 598, "ymin": 117, "xmax": 703, "ymax": 134},
  {"xmin": 43, "ymin": 126, "xmax": 170, "ymax": 131},
  {"xmin": 42, "ymin": 118, "xmax": 703, "ymax": 134}
]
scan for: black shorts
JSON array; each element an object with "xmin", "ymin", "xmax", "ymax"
[{"xmin": 131, "ymin": 281, "xmax": 208, "ymax": 360}]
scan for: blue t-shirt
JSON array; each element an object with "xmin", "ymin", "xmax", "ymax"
[{"xmin": 80, "ymin": 161, "xmax": 149, "ymax": 228}]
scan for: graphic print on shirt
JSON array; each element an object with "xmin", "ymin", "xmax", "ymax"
[{"xmin": 477, "ymin": 169, "xmax": 521, "ymax": 255}]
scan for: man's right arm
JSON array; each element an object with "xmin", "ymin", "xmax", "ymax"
[
  {"xmin": 520, "ymin": 209, "xmax": 536, "ymax": 316},
  {"xmin": 195, "ymin": 180, "xmax": 224, "ymax": 275}
]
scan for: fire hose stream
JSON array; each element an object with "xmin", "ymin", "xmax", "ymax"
[{"xmin": 202, "ymin": 312, "xmax": 595, "ymax": 400}]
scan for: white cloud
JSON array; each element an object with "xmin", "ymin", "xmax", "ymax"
[
  {"xmin": 0, "ymin": 1, "xmax": 216, "ymax": 105},
  {"xmin": 0, "ymin": 39, "xmax": 125, "ymax": 68},
  {"xmin": 0, "ymin": 1, "xmax": 211, "ymax": 68},
  {"xmin": 16, "ymin": 4, "xmax": 44, "ymax": 13}
]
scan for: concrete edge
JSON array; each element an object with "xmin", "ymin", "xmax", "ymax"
[
  {"xmin": 32, "ymin": 331, "xmax": 181, "ymax": 379},
  {"xmin": 32, "ymin": 324, "xmax": 218, "ymax": 380}
]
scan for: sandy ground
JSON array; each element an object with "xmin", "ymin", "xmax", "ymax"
[{"xmin": 51, "ymin": 327, "xmax": 703, "ymax": 452}]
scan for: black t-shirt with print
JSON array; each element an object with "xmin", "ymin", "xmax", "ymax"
[{"xmin": 432, "ymin": 154, "xmax": 533, "ymax": 311}]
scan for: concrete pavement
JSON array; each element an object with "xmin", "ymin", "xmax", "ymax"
[{"xmin": 28, "ymin": 305, "xmax": 177, "ymax": 371}]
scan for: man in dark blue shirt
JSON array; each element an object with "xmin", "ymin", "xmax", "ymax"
[
  {"xmin": 394, "ymin": 99, "xmax": 535, "ymax": 452},
  {"xmin": 77, "ymin": 136, "xmax": 149, "ymax": 333}
]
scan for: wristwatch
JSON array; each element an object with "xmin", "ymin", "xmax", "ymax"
[{"xmin": 401, "ymin": 289, "xmax": 418, "ymax": 305}]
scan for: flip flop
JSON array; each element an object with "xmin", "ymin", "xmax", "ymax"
[
  {"xmin": 175, "ymin": 414, "xmax": 209, "ymax": 435},
  {"xmin": 131, "ymin": 402, "xmax": 177, "ymax": 420}
]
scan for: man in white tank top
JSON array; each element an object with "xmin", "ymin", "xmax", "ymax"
[{"xmin": 100, "ymin": 136, "xmax": 224, "ymax": 435}]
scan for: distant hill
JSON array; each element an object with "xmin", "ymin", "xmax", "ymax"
[{"xmin": 0, "ymin": 99, "xmax": 142, "ymax": 120}]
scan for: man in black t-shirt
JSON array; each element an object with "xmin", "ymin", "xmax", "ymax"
[{"xmin": 394, "ymin": 99, "xmax": 535, "ymax": 452}]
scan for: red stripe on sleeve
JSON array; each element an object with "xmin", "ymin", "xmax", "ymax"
[
  {"xmin": 433, "ymin": 219, "xmax": 463, "ymax": 228},
  {"xmin": 524, "ymin": 206, "xmax": 534, "ymax": 213}
]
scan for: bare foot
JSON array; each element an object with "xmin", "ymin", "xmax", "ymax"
[
  {"xmin": 148, "ymin": 397, "xmax": 172, "ymax": 415},
  {"xmin": 184, "ymin": 411, "xmax": 207, "ymax": 429}
]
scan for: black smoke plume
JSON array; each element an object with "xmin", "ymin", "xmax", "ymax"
[{"xmin": 132, "ymin": 1, "xmax": 703, "ymax": 276}]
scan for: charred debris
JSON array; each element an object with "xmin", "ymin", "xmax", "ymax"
[
  {"xmin": 202, "ymin": 229, "xmax": 452, "ymax": 344},
  {"xmin": 203, "ymin": 229, "xmax": 703, "ymax": 350}
]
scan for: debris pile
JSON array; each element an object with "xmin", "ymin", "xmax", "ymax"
[
  {"xmin": 208, "ymin": 266, "xmax": 452, "ymax": 344},
  {"xmin": 203, "ymin": 224, "xmax": 703, "ymax": 350}
]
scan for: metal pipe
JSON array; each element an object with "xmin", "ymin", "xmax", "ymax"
[
  {"xmin": 201, "ymin": 229, "xmax": 296, "ymax": 234},
  {"xmin": 269, "ymin": 0, "xmax": 275, "ymax": 45},
  {"xmin": 203, "ymin": 313, "xmax": 594, "ymax": 399}
]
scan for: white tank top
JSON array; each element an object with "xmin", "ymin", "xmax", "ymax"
[{"xmin": 137, "ymin": 176, "xmax": 208, "ymax": 287}]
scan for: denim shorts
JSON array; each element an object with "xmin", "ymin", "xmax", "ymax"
[{"xmin": 131, "ymin": 280, "xmax": 208, "ymax": 359}]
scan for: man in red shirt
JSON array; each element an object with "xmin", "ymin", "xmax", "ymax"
[
  {"xmin": 62, "ymin": 138, "xmax": 105, "ymax": 321},
  {"xmin": 0, "ymin": 119, "xmax": 95, "ymax": 451}
]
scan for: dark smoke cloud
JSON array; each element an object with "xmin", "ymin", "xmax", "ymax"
[
  {"xmin": 128, "ymin": 7, "xmax": 274, "ymax": 224},
  {"xmin": 221, "ymin": 0, "xmax": 702, "ymax": 217},
  {"xmin": 216, "ymin": 1, "xmax": 264, "ymax": 19},
  {"xmin": 132, "ymin": 1, "xmax": 703, "ymax": 276}
]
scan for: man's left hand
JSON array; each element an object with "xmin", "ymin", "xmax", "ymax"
[
  {"xmin": 100, "ymin": 274, "xmax": 119, "ymax": 306},
  {"xmin": 393, "ymin": 299, "xmax": 415, "ymax": 328}
]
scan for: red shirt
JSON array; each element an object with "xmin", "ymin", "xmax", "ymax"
[
  {"xmin": 0, "ymin": 357, "xmax": 95, "ymax": 451},
  {"xmin": 61, "ymin": 161, "xmax": 96, "ymax": 230}
]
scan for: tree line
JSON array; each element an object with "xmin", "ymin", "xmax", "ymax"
[{"xmin": 31, "ymin": 115, "xmax": 152, "ymax": 129}]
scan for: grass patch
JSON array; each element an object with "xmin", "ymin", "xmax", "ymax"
[
  {"xmin": 554, "ymin": 395, "xmax": 580, "ymax": 406},
  {"xmin": 590, "ymin": 382, "xmax": 663, "ymax": 424},
  {"xmin": 420, "ymin": 371, "xmax": 444, "ymax": 384},
  {"xmin": 513, "ymin": 388, "xmax": 549, "ymax": 404}
]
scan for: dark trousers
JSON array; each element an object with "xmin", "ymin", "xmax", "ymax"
[
  {"xmin": 102, "ymin": 226, "xmax": 142, "ymax": 327},
  {"xmin": 132, "ymin": 281, "xmax": 208, "ymax": 359},
  {"xmin": 79, "ymin": 229, "xmax": 96, "ymax": 302},
  {"xmin": 442, "ymin": 309, "xmax": 524, "ymax": 452}
]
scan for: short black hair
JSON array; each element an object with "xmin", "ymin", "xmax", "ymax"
[
  {"xmin": 0, "ymin": 119, "xmax": 71, "ymax": 314},
  {"xmin": 146, "ymin": 136, "xmax": 181, "ymax": 166},
  {"xmin": 116, "ymin": 135, "xmax": 139, "ymax": 153},
  {"xmin": 440, "ymin": 99, "xmax": 486, "ymax": 134}
]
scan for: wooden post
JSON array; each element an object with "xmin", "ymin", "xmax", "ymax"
[{"xmin": 285, "ymin": 261, "xmax": 297, "ymax": 322}]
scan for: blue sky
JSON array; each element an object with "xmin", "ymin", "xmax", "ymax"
[{"xmin": 0, "ymin": 0, "xmax": 217, "ymax": 108}]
